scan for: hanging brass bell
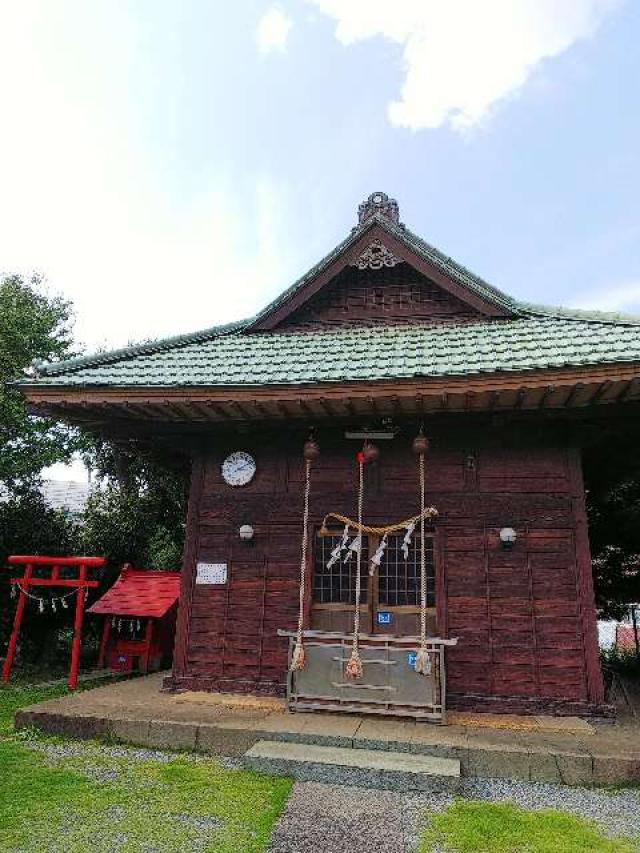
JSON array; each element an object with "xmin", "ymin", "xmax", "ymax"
[
  {"xmin": 412, "ymin": 434, "xmax": 429, "ymax": 455},
  {"xmin": 362, "ymin": 440, "xmax": 379, "ymax": 464},
  {"xmin": 303, "ymin": 438, "xmax": 320, "ymax": 461}
]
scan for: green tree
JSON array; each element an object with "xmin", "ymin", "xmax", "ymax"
[
  {"xmin": 81, "ymin": 441, "xmax": 189, "ymax": 588},
  {"xmin": 0, "ymin": 273, "xmax": 82, "ymax": 488},
  {"xmin": 584, "ymin": 431, "xmax": 640, "ymax": 623}
]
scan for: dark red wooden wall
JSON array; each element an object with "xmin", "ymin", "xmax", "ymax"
[
  {"xmin": 279, "ymin": 264, "xmax": 484, "ymax": 330},
  {"xmin": 167, "ymin": 427, "xmax": 606, "ymax": 715}
]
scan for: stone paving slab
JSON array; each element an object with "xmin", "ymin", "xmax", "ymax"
[
  {"xmin": 11, "ymin": 671, "xmax": 640, "ymax": 786},
  {"xmin": 244, "ymin": 740, "xmax": 461, "ymax": 792}
]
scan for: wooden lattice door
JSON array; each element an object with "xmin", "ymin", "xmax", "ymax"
[{"xmin": 311, "ymin": 530, "xmax": 437, "ymax": 637}]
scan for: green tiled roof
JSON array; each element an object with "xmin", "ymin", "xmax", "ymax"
[
  {"xmin": 30, "ymin": 312, "xmax": 640, "ymax": 388},
  {"xmin": 26, "ymin": 212, "xmax": 640, "ymax": 389}
]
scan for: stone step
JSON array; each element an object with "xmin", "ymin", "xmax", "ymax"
[{"xmin": 243, "ymin": 739, "xmax": 461, "ymax": 792}]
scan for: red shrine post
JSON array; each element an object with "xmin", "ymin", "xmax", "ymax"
[{"xmin": 3, "ymin": 555, "xmax": 105, "ymax": 690}]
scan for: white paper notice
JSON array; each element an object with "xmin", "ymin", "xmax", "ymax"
[{"xmin": 196, "ymin": 563, "xmax": 228, "ymax": 585}]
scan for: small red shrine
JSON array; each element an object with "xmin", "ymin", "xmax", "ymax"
[{"xmin": 89, "ymin": 566, "xmax": 180, "ymax": 674}]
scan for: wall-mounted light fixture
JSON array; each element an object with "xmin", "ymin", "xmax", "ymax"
[
  {"xmin": 239, "ymin": 524, "xmax": 254, "ymax": 542},
  {"xmin": 499, "ymin": 527, "xmax": 517, "ymax": 549}
]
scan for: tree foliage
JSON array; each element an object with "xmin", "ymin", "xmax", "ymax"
[
  {"xmin": 0, "ymin": 274, "xmax": 189, "ymax": 670},
  {"xmin": 0, "ymin": 274, "xmax": 83, "ymax": 488},
  {"xmin": 81, "ymin": 441, "xmax": 189, "ymax": 589}
]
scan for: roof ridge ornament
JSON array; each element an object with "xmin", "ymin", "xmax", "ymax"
[
  {"xmin": 350, "ymin": 238, "xmax": 403, "ymax": 270},
  {"xmin": 357, "ymin": 191, "xmax": 401, "ymax": 226}
]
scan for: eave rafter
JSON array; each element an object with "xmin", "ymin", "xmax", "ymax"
[{"xmin": 22, "ymin": 362, "xmax": 640, "ymax": 429}]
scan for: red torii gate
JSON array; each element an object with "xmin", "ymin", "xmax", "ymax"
[{"xmin": 2, "ymin": 555, "xmax": 105, "ymax": 690}]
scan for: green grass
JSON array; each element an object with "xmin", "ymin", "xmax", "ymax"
[
  {"xmin": 419, "ymin": 800, "xmax": 637, "ymax": 853},
  {"xmin": 0, "ymin": 680, "xmax": 293, "ymax": 852},
  {"xmin": 0, "ymin": 681, "xmax": 70, "ymax": 734}
]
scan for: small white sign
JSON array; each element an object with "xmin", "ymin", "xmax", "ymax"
[{"xmin": 196, "ymin": 562, "xmax": 228, "ymax": 585}]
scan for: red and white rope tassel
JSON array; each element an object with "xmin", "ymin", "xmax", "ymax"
[
  {"xmin": 291, "ymin": 437, "xmax": 319, "ymax": 672},
  {"xmin": 345, "ymin": 453, "xmax": 365, "ymax": 679},
  {"xmin": 413, "ymin": 432, "xmax": 432, "ymax": 676}
]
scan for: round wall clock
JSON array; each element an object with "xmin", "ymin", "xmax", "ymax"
[{"xmin": 221, "ymin": 451, "xmax": 257, "ymax": 487}]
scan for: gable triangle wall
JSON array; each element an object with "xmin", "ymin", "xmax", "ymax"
[{"xmin": 276, "ymin": 261, "xmax": 487, "ymax": 330}]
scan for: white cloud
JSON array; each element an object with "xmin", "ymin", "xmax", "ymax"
[
  {"xmin": 575, "ymin": 280, "xmax": 640, "ymax": 314},
  {"xmin": 256, "ymin": 5, "xmax": 293, "ymax": 54},
  {"xmin": 307, "ymin": 0, "xmax": 619, "ymax": 130},
  {"xmin": 0, "ymin": 4, "xmax": 293, "ymax": 352}
]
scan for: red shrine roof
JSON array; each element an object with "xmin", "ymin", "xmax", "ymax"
[{"xmin": 88, "ymin": 567, "xmax": 181, "ymax": 618}]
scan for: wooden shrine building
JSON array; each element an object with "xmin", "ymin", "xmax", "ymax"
[{"xmin": 20, "ymin": 192, "xmax": 640, "ymax": 718}]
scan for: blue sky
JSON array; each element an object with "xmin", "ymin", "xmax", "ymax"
[{"xmin": 1, "ymin": 0, "xmax": 639, "ymax": 357}]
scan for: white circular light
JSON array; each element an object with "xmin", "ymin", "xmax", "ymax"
[
  {"xmin": 499, "ymin": 527, "xmax": 517, "ymax": 546},
  {"xmin": 239, "ymin": 524, "xmax": 254, "ymax": 541}
]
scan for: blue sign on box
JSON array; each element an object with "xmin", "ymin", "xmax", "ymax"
[
  {"xmin": 377, "ymin": 611, "xmax": 393, "ymax": 625},
  {"xmin": 407, "ymin": 651, "xmax": 417, "ymax": 669}
]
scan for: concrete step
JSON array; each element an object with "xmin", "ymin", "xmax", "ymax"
[{"xmin": 243, "ymin": 739, "xmax": 461, "ymax": 792}]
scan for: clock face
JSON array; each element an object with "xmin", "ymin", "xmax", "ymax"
[{"xmin": 221, "ymin": 451, "xmax": 256, "ymax": 487}]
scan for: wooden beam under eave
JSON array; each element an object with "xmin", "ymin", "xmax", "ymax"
[
  {"xmin": 563, "ymin": 382, "xmax": 586, "ymax": 408},
  {"xmin": 146, "ymin": 401, "xmax": 184, "ymax": 421},
  {"xmin": 488, "ymin": 390, "xmax": 501, "ymax": 410},
  {"xmin": 190, "ymin": 402, "xmax": 227, "ymax": 421},
  {"xmin": 615, "ymin": 377, "xmax": 640, "ymax": 404},
  {"xmin": 258, "ymin": 399, "xmax": 289, "ymax": 419},
  {"xmin": 227, "ymin": 399, "xmax": 259, "ymax": 420},
  {"xmin": 293, "ymin": 398, "xmax": 315, "ymax": 420},
  {"xmin": 513, "ymin": 387, "xmax": 528, "ymax": 410},
  {"xmin": 120, "ymin": 401, "xmax": 157, "ymax": 419},
  {"xmin": 589, "ymin": 379, "xmax": 614, "ymax": 406},
  {"xmin": 165, "ymin": 401, "xmax": 199, "ymax": 420},
  {"xmin": 318, "ymin": 396, "xmax": 340, "ymax": 418},
  {"xmin": 538, "ymin": 385, "xmax": 556, "ymax": 409}
]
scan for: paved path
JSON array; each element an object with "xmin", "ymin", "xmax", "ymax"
[{"xmin": 267, "ymin": 781, "xmax": 435, "ymax": 853}]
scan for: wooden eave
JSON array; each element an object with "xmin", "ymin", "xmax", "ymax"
[
  {"xmin": 247, "ymin": 222, "xmax": 513, "ymax": 331},
  {"xmin": 22, "ymin": 363, "xmax": 640, "ymax": 426}
]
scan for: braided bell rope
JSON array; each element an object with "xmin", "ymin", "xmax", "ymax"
[
  {"xmin": 320, "ymin": 505, "xmax": 438, "ymax": 536},
  {"xmin": 290, "ymin": 457, "xmax": 312, "ymax": 671},
  {"xmin": 345, "ymin": 458, "xmax": 365, "ymax": 679},
  {"xmin": 415, "ymin": 451, "xmax": 431, "ymax": 675}
]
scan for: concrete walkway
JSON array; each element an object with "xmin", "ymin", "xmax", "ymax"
[{"xmin": 14, "ymin": 672, "xmax": 640, "ymax": 785}]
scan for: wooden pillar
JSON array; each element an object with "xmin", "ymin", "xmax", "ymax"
[
  {"xmin": 69, "ymin": 564, "xmax": 88, "ymax": 691},
  {"xmin": 97, "ymin": 617, "xmax": 112, "ymax": 669},
  {"xmin": 568, "ymin": 446, "xmax": 605, "ymax": 704},
  {"xmin": 141, "ymin": 618, "xmax": 154, "ymax": 674},
  {"xmin": 2, "ymin": 563, "xmax": 33, "ymax": 683},
  {"xmin": 172, "ymin": 454, "xmax": 205, "ymax": 680}
]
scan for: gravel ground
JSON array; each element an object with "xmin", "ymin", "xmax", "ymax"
[{"xmin": 268, "ymin": 778, "xmax": 640, "ymax": 853}]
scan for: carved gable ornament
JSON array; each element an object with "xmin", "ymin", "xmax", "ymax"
[{"xmin": 350, "ymin": 238, "xmax": 403, "ymax": 271}]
